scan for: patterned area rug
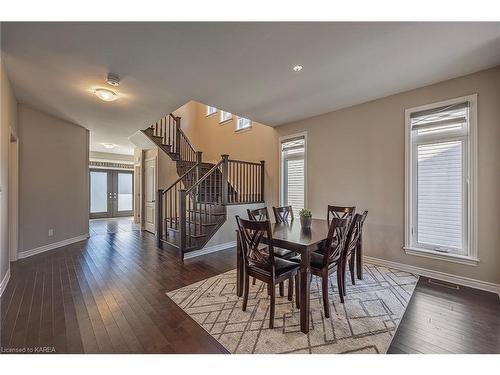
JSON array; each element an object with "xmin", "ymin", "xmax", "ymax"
[{"xmin": 167, "ymin": 263, "xmax": 418, "ymax": 354}]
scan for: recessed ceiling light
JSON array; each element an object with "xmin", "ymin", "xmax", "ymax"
[
  {"xmin": 101, "ymin": 143, "xmax": 118, "ymax": 149},
  {"xmin": 292, "ymin": 65, "xmax": 303, "ymax": 72},
  {"xmin": 95, "ymin": 88, "xmax": 118, "ymax": 102}
]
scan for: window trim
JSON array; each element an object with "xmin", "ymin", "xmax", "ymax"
[
  {"xmin": 279, "ymin": 132, "xmax": 308, "ymax": 211},
  {"xmin": 235, "ymin": 117, "xmax": 252, "ymax": 132},
  {"xmin": 404, "ymin": 94, "xmax": 478, "ymax": 265},
  {"xmin": 219, "ymin": 111, "xmax": 232, "ymax": 124},
  {"xmin": 206, "ymin": 106, "xmax": 217, "ymax": 117}
]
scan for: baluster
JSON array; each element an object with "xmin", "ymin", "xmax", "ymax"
[{"xmin": 260, "ymin": 160, "xmax": 265, "ymax": 202}]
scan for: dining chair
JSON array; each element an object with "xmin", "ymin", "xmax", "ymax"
[
  {"xmin": 314, "ymin": 205, "xmax": 355, "ymax": 257},
  {"xmin": 341, "ymin": 211, "xmax": 368, "ymax": 294},
  {"xmin": 246, "ymin": 207, "xmax": 294, "ymax": 294},
  {"xmin": 236, "ymin": 216, "xmax": 300, "ymax": 328},
  {"xmin": 289, "ymin": 217, "xmax": 349, "ymax": 318},
  {"xmin": 272, "ymin": 205, "xmax": 294, "ymax": 223}
]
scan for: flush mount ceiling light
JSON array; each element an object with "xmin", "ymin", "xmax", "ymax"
[
  {"xmin": 94, "ymin": 88, "xmax": 118, "ymax": 102},
  {"xmin": 292, "ymin": 65, "xmax": 303, "ymax": 72},
  {"xmin": 101, "ymin": 143, "xmax": 118, "ymax": 149}
]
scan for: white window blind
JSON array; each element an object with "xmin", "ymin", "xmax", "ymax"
[
  {"xmin": 281, "ymin": 137, "xmax": 305, "ymax": 213},
  {"xmin": 409, "ymin": 101, "xmax": 469, "ymax": 255},
  {"xmin": 236, "ymin": 117, "xmax": 251, "ymax": 131},
  {"xmin": 220, "ymin": 111, "xmax": 232, "ymax": 122},
  {"xmin": 206, "ymin": 106, "xmax": 217, "ymax": 116}
]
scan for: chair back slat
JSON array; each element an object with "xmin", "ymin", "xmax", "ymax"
[
  {"xmin": 272, "ymin": 206, "xmax": 294, "ymax": 223},
  {"xmin": 236, "ymin": 216, "xmax": 275, "ymax": 272},
  {"xmin": 322, "ymin": 217, "xmax": 349, "ymax": 266},
  {"xmin": 345, "ymin": 210, "xmax": 368, "ymax": 257},
  {"xmin": 327, "ymin": 205, "xmax": 356, "ymax": 224},
  {"xmin": 247, "ymin": 207, "xmax": 269, "ymax": 221}
]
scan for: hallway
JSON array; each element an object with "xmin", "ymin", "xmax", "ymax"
[{"xmin": 89, "ymin": 217, "xmax": 141, "ymax": 236}]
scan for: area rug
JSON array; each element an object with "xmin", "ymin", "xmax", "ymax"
[{"xmin": 166, "ymin": 263, "xmax": 418, "ymax": 354}]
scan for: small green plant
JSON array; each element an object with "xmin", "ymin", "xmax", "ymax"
[{"xmin": 299, "ymin": 208, "xmax": 312, "ymax": 218}]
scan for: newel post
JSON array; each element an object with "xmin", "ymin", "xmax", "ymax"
[
  {"xmin": 156, "ymin": 189, "xmax": 163, "ymax": 247},
  {"xmin": 179, "ymin": 189, "xmax": 187, "ymax": 258},
  {"xmin": 260, "ymin": 160, "xmax": 265, "ymax": 202},
  {"xmin": 221, "ymin": 154, "xmax": 229, "ymax": 205}
]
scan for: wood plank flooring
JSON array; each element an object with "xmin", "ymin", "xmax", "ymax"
[
  {"xmin": 388, "ymin": 277, "xmax": 500, "ymax": 353},
  {"xmin": 1, "ymin": 220, "xmax": 499, "ymax": 354}
]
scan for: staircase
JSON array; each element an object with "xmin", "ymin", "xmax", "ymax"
[{"xmin": 142, "ymin": 113, "xmax": 265, "ymax": 259}]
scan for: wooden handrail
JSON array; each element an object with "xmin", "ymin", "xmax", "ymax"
[
  {"xmin": 185, "ymin": 158, "xmax": 223, "ymax": 195},
  {"xmin": 160, "ymin": 162, "xmax": 199, "ymax": 195}
]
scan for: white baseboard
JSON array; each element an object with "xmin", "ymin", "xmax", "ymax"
[
  {"xmin": 364, "ymin": 255, "xmax": 500, "ymax": 296},
  {"xmin": 18, "ymin": 234, "xmax": 89, "ymax": 259},
  {"xmin": 0, "ymin": 268, "xmax": 11, "ymax": 297},
  {"xmin": 184, "ymin": 241, "xmax": 237, "ymax": 260}
]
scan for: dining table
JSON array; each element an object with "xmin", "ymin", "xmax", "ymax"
[{"xmin": 236, "ymin": 218, "xmax": 364, "ymax": 334}]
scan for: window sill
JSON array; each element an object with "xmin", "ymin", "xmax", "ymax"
[
  {"xmin": 219, "ymin": 118, "xmax": 232, "ymax": 125},
  {"xmin": 235, "ymin": 126, "xmax": 251, "ymax": 134},
  {"xmin": 403, "ymin": 246, "xmax": 479, "ymax": 266},
  {"xmin": 206, "ymin": 112, "xmax": 217, "ymax": 118}
]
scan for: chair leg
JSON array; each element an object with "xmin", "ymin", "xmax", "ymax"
[
  {"xmin": 267, "ymin": 282, "xmax": 272, "ymax": 296},
  {"xmin": 269, "ymin": 283, "xmax": 276, "ymax": 329},
  {"xmin": 287, "ymin": 277, "xmax": 293, "ymax": 301},
  {"xmin": 342, "ymin": 256, "xmax": 348, "ymax": 296},
  {"xmin": 279, "ymin": 282, "xmax": 284, "ymax": 297},
  {"xmin": 349, "ymin": 255, "xmax": 355, "ymax": 285},
  {"xmin": 337, "ymin": 265, "xmax": 344, "ymax": 303},
  {"xmin": 252, "ymin": 277, "xmax": 256, "ymax": 285},
  {"xmin": 321, "ymin": 272, "xmax": 330, "ymax": 318},
  {"xmin": 242, "ymin": 273, "xmax": 250, "ymax": 311},
  {"xmin": 295, "ymin": 274, "xmax": 300, "ymax": 309}
]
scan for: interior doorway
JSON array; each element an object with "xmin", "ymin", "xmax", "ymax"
[
  {"xmin": 143, "ymin": 156, "xmax": 156, "ymax": 233},
  {"xmin": 89, "ymin": 169, "xmax": 134, "ymax": 219}
]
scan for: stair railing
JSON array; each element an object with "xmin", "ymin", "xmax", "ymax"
[
  {"xmin": 151, "ymin": 114, "xmax": 196, "ymax": 162},
  {"xmin": 179, "ymin": 157, "xmax": 225, "ymax": 252},
  {"xmin": 227, "ymin": 158, "xmax": 265, "ymax": 204},
  {"xmin": 156, "ymin": 162, "xmax": 199, "ymax": 247}
]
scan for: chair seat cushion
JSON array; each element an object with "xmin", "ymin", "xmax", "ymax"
[
  {"xmin": 249, "ymin": 257, "xmax": 299, "ymax": 277},
  {"xmin": 273, "ymin": 248, "xmax": 295, "ymax": 259}
]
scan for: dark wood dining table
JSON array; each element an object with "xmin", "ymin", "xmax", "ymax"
[{"xmin": 236, "ymin": 218, "xmax": 364, "ymax": 334}]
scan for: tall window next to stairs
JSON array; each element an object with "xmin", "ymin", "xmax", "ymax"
[{"xmin": 280, "ymin": 134, "xmax": 306, "ymax": 214}]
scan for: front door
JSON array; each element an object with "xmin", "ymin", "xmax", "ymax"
[
  {"xmin": 144, "ymin": 157, "xmax": 157, "ymax": 233},
  {"xmin": 90, "ymin": 169, "xmax": 134, "ymax": 219}
]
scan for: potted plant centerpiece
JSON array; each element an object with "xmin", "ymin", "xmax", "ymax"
[{"xmin": 299, "ymin": 208, "xmax": 312, "ymax": 229}]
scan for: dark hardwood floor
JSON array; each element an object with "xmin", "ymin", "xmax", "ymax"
[
  {"xmin": 388, "ymin": 277, "xmax": 500, "ymax": 354},
  {"xmin": 1, "ymin": 221, "xmax": 499, "ymax": 354}
]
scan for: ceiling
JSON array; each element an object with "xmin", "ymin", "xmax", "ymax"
[{"xmin": 2, "ymin": 22, "xmax": 500, "ymax": 155}]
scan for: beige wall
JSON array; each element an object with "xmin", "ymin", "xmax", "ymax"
[
  {"xmin": 18, "ymin": 104, "xmax": 89, "ymax": 253},
  {"xmin": 276, "ymin": 66, "xmax": 500, "ymax": 284},
  {"xmin": 0, "ymin": 60, "xmax": 18, "ymax": 285},
  {"xmin": 174, "ymin": 101, "xmax": 280, "ymax": 207}
]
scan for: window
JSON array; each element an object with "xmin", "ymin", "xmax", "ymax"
[
  {"xmin": 220, "ymin": 111, "xmax": 232, "ymax": 123},
  {"xmin": 405, "ymin": 95, "xmax": 477, "ymax": 264},
  {"xmin": 280, "ymin": 134, "xmax": 306, "ymax": 214},
  {"xmin": 206, "ymin": 106, "xmax": 217, "ymax": 116},
  {"xmin": 236, "ymin": 117, "xmax": 251, "ymax": 131}
]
